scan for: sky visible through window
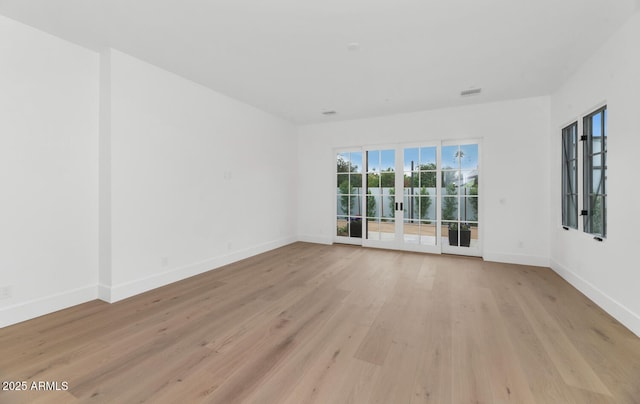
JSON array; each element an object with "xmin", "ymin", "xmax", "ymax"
[{"xmin": 345, "ymin": 144, "xmax": 478, "ymax": 172}]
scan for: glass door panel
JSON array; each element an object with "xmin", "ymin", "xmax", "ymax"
[
  {"xmin": 363, "ymin": 147, "xmax": 397, "ymax": 247},
  {"xmin": 441, "ymin": 142, "xmax": 480, "ymax": 256},
  {"xmin": 402, "ymin": 146, "xmax": 438, "ymax": 249},
  {"xmin": 335, "ymin": 150, "xmax": 363, "ymax": 243}
]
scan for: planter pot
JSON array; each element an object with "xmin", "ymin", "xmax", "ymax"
[
  {"xmin": 448, "ymin": 229, "xmax": 471, "ymax": 247},
  {"xmin": 349, "ymin": 219, "xmax": 362, "ymax": 238}
]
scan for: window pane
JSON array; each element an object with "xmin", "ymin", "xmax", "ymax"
[
  {"xmin": 592, "ymin": 169, "xmax": 603, "ymax": 194},
  {"xmin": 460, "ymin": 144, "xmax": 479, "ymax": 170},
  {"xmin": 351, "ymin": 173, "xmax": 362, "ymax": 188},
  {"xmin": 569, "ymin": 131, "xmax": 577, "ymax": 159},
  {"xmin": 462, "ymin": 197, "xmax": 478, "ymax": 221},
  {"xmin": 367, "ymin": 150, "xmax": 380, "ymax": 172},
  {"xmin": 367, "ymin": 219, "xmax": 380, "ymax": 240},
  {"xmin": 568, "ymin": 195, "xmax": 578, "ymax": 228},
  {"xmin": 337, "ymin": 153, "xmax": 349, "ymax": 172},
  {"xmin": 338, "ymin": 194, "xmax": 353, "ymax": 215},
  {"xmin": 592, "ymin": 153, "xmax": 602, "ymax": 168},
  {"xmin": 377, "ymin": 195, "xmax": 388, "ymax": 218},
  {"xmin": 591, "ymin": 195, "xmax": 604, "ymax": 235},
  {"xmin": 403, "ymin": 220, "xmax": 420, "ymax": 244},
  {"xmin": 380, "ymin": 171, "xmax": 395, "ymax": 187},
  {"xmin": 442, "ymin": 171, "xmax": 458, "ymax": 195},
  {"xmin": 442, "ymin": 145, "xmax": 459, "ymax": 169},
  {"xmin": 418, "ymin": 188, "xmax": 435, "ymax": 220},
  {"xmin": 404, "ymin": 196, "xmax": 419, "ymax": 220},
  {"xmin": 404, "ymin": 148, "xmax": 419, "ymax": 171},
  {"xmin": 349, "ymin": 197, "xmax": 361, "ymax": 216},
  {"xmin": 337, "ymin": 216, "xmax": 349, "ymax": 236},
  {"xmin": 442, "ymin": 197, "xmax": 458, "ymax": 221},
  {"xmin": 380, "ymin": 149, "xmax": 395, "ymax": 171},
  {"xmin": 460, "ymin": 170, "xmax": 476, "ymax": 189},
  {"xmin": 337, "ymin": 173, "xmax": 349, "ymax": 188},
  {"xmin": 592, "ymin": 113, "xmax": 602, "ymax": 138},
  {"xmin": 382, "ymin": 188, "xmax": 395, "ymax": 218},
  {"xmin": 593, "ymin": 137, "xmax": 602, "ymax": 154},
  {"xmin": 366, "ymin": 193, "xmax": 378, "ymax": 218},
  {"xmin": 367, "ymin": 173, "xmax": 380, "ymax": 190},
  {"xmin": 350, "ymin": 152, "xmax": 363, "ymax": 173},
  {"xmin": 419, "ymin": 171, "xmax": 437, "ymax": 188},
  {"xmin": 569, "ymin": 162, "xmax": 577, "ymax": 193},
  {"xmin": 405, "ymin": 170, "xmax": 420, "ymax": 188},
  {"xmin": 419, "ymin": 221, "xmax": 437, "ymax": 246},
  {"xmin": 420, "ymin": 147, "xmax": 437, "ymax": 166},
  {"xmin": 469, "ymin": 222, "xmax": 479, "ymax": 244}
]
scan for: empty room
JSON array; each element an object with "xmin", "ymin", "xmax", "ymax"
[{"xmin": 1, "ymin": 0, "xmax": 640, "ymax": 402}]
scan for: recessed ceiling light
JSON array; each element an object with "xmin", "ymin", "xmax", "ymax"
[
  {"xmin": 347, "ymin": 42, "xmax": 360, "ymax": 51},
  {"xmin": 322, "ymin": 110, "xmax": 337, "ymax": 115},
  {"xmin": 460, "ymin": 88, "xmax": 482, "ymax": 97}
]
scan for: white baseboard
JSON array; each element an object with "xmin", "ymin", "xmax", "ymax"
[
  {"xmin": 483, "ymin": 251, "xmax": 550, "ymax": 267},
  {"xmin": 297, "ymin": 234, "xmax": 333, "ymax": 245},
  {"xmin": 0, "ymin": 285, "xmax": 98, "ymax": 328},
  {"xmin": 550, "ymin": 259, "xmax": 640, "ymax": 338},
  {"xmin": 101, "ymin": 236, "xmax": 298, "ymax": 303},
  {"xmin": 97, "ymin": 283, "xmax": 112, "ymax": 302}
]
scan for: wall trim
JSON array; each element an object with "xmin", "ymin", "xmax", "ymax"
[
  {"xmin": 297, "ymin": 234, "xmax": 333, "ymax": 245},
  {"xmin": 97, "ymin": 283, "xmax": 112, "ymax": 302},
  {"xmin": 550, "ymin": 259, "xmax": 640, "ymax": 338},
  {"xmin": 0, "ymin": 285, "xmax": 98, "ymax": 329},
  {"xmin": 101, "ymin": 236, "xmax": 298, "ymax": 303},
  {"xmin": 483, "ymin": 251, "xmax": 550, "ymax": 267}
]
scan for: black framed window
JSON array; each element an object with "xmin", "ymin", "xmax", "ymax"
[
  {"xmin": 583, "ymin": 106, "xmax": 607, "ymax": 237},
  {"xmin": 561, "ymin": 122, "xmax": 578, "ymax": 229}
]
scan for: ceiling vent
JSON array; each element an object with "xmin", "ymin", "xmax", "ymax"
[
  {"xmin": 460, "ymin": 88, "xmax": 482, "ymax": 97},
  {"xmin": 322, "ymin": 110, "xmax": 337, "ymax": 115}
]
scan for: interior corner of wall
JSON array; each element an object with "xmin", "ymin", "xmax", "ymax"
[{"xmin": 97, "ymin": 283, "xmax": 113, "ymax": 303}]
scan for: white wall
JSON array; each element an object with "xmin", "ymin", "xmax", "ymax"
[
  {"xmin": 550, "ymin": 10, "xmax": 640, "ymax": 336},
  {"xmin": 0, "ymin": 16, "xmax": 99, "ymax": 327},
  {"xmin": 298, "ymin": 96, "xmax": 551, "ymax": 266},
  {"xmin": 100, "ymin": 50, "xmax": 298, "ymax": 301},
  {"xmin": 0, "ymin": 18, "xmax": 298, "ymax": 326}
]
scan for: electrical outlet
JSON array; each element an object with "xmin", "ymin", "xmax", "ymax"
[{"xmin": 0, "ymin": 285, "xmax": 12, "ymax": 300}]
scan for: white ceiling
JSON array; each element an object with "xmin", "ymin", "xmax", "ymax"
[{"xmin": 0, "ymin": 0, "xmax": 637, "ymax": 124}]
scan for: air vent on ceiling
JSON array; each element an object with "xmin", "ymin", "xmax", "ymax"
[
  {"xmin": 460, "ymin": 88, "xmax": 482, "ymax": 97},
  {"xmin": 322, "ymin": 110, "xmax": 337, "ymax": 115}
]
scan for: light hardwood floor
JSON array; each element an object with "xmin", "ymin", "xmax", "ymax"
[{"xmin": 1, "ymin": 242, "xmax": 639, "ymax": 403}]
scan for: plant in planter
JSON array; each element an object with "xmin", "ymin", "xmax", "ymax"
[{"xmin": 448, "ymin": 222, "xmax": 471, "ymax": 247}]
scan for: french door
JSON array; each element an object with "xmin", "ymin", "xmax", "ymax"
[
  {"xmin": 440, "ymin": 142, "xmax": 480, "ymax": 256},
  {"xmin": 335, "ymin": 141, "xmax": 480, "ymax": 256}
]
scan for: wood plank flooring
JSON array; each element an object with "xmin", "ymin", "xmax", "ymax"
[{"xmin": 1, "ymin": 242, "xmax": 639, "ymax": 403}]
